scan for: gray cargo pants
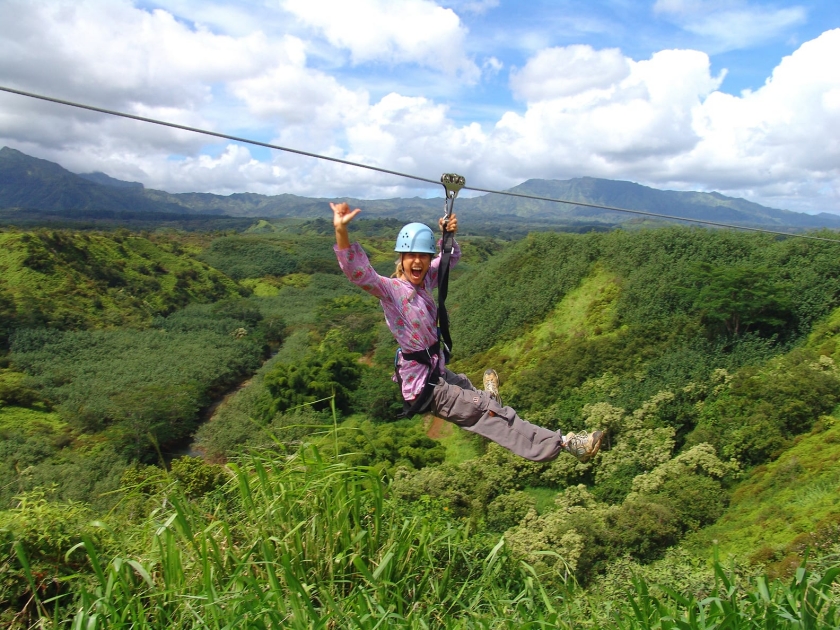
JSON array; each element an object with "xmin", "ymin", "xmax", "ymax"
[{"xmin": 429, "ymin": 368, "xmax": 565, "ymax": 462}]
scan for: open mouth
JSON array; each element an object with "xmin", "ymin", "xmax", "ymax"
[{"xmin": 409, "ymin": 265, "xmax": 424, "ymax": 281}]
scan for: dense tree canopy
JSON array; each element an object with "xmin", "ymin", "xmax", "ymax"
[{"xmin": 682, "ymin": 263, "xmax": 793, "ymax": 337}]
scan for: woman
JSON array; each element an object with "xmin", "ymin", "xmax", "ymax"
[{"xmin": 331, "ymin": 201, "xmax": 603, "ymax": 463}]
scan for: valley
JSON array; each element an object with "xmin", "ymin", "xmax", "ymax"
[{"xmin": 1, "ymin": 214, "xmax": 840, "ymax": 627}]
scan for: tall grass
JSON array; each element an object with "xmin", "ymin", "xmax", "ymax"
[
  {"xmin": 9, "ymin": 446, "xmax": 840, "ymax": 628},
  {"xmin": 41, "ymin": 449, "xmax": 560, "ymax": 628},
  {"xmin": 615, "ymin": 558, "xmax": 840, "ymax": 629}
]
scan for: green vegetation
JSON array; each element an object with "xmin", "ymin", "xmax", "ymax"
[
  {"xmin": 0, "ymin": 229, "xmax": 241, "ymax": 342},
  {"xmin": 0, "ymin": 207, "xmax": 258, "ymax": 232},
  {"xmin": 689, "ymin": 417, "xmax": 840, "ymax": 574},
  {"xmin": 200, "ymin": 234, "xmax": 307, "ymax": 279},
  {"xmin": 9, "ymin": 320, "xmax": 261, "ymax": 447},
  {"xmin": 3, "ymin": 220, "xmax": 840, "ymax": 627},
  {"xmin": 0, "ymin": 302, "xmax": 268, "ymax": 509},
  {"xmin": 2, "ymin": 450, "xmax": 838, "ymax": 628},
  {"xmin": 451, "ymin": 225, "xmax": 839, "ymax": 354},
  {"xmin": 258, "ymin": 329, "xmax": 364, "ymax": 416},
  {"xmin": 679, "ymin": 263, "xmax": 793, "ymax": 337}
]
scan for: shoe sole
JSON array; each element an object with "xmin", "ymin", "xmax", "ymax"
[
  {"xmin": 591, "ymin": 430, "xmax": 604, "ymax": 454},
  {"xmin": 574, "ymin": 430, "xmax": 605, "ymax": 463}
]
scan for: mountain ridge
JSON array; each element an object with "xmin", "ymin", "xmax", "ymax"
[{"xmin": 2, "ymin": 146, "xmax": 839, "ymax": 230}]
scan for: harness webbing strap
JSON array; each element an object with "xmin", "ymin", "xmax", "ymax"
[
  {"xmin": 396, "ymin": 342, "xmax": 442, "ymax": 418},
  {"xmin": 437, "ymin": 228, "xmax": 455, "ymax": 362},
  {"xmin": 437, "ymin": 172, "xmax": 463, "ymax": 363}
]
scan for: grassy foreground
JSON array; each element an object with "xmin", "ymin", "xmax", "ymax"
[{"xmin": 4, "ymin": 446, "xmax": 839, "ymax": 629}]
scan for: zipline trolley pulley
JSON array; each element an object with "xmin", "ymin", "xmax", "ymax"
[{"xmin": 440, "ymin": 173, "xmax": 465, "ymax": 228}]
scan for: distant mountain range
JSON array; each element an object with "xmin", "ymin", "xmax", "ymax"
[{"xmin": 2, "ymin": 145, "xmax": 839, "ymax": 231}]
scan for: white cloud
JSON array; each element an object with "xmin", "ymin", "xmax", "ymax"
[
  {"xmin": 442, "ymin": 0, "xmax": 500, "ymax": 14},
  {"xmin": 0, "ymin": 0, "xmax": 301, "ymax": 167},
  {"xmin": 654, "ymin": 0, "xmax": 807, "ymax": 52},
  {"xmin": 137, "ymin": 0, "xmax": 280, "ymax": 37},
  {"xmin": 228, "ymin": 38, "xmax": 370, "ymax": 129},
  {"xmin": 251, "ymin": 92, "xmax": 489, "ymax": 198},
  {"xmin": 0, "ymin": 0, "xmax": 368, "ymax": 192},
  {"xmin": 222, "ymin": 27, "xmax": 840, "ymax": 211},
  {"xmin": 486, "ymin": 46, "xmax": 724, "ymax": 188},
  {"xmin": 149, "ymin": 144, "xmax": 281, "ymax": 194},
  {"xmin": 670, "ymin": 28, "xmax": 840, "ymax": 208},
  {"xmin": 482, "ymin": 30, "xmax": 840, "ymax": 213},
  {"xmin": 281, "ymin": 0, "xmax": 480, "ymax": 82},
  {"xmin": 346, "ymin": 93, "xmax": 483, "ymax": 165},
  {"xmin": 510, "ymin": 45, "xmax": 630, "ymax": 101},
  {"xmin": 483, "ymin": 56, "xmax": 503, "ymax": 76},
  {"xmin": 0, "ymin": 0, "xmax": 281, "ymax": 109}
]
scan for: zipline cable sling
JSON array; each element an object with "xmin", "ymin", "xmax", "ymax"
[{"xmin": 437, "ymin": 173, "xmax": 464, "ymax": 362}]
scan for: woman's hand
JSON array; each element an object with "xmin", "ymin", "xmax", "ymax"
[
  {"xmin": 331, "ymin": 202, "xmax": 361, "ymax": 250},
  {"xmin": 331, "ymin": 202, "xmax": 361, "ymax": 228},
  {"xmin": 440, "ymin": 211, "xmax": 458, "ymax": 234}
]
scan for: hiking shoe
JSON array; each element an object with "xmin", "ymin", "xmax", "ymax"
[
  {"xmin": 483, "ymin": 368, "xmax": 502, "ymax": 406},
  {"xmin": 563, "ymin": 430, "xmax": 604, "ymax": 462}
]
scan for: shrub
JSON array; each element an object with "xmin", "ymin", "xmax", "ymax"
[
  {"xmin": 607, "ymin": 496, "xmax": 681, "ymax": 562},
  {"xmin": 314, "ymin": 294, "xmax": 381, "ymax": 354},
  {"xmin": 678, "ymin": 263, "xmax": 794, "ymax": 338},
  {"xmin": 0, "ymin": 370, "xmax": 41, "ymax": 408},
  {"xmin": 653, "ymin": 472, "xmax": 728, "ymax": 531},
  {"xmin": 170, "ymin": 457, "xmax": 227, "ymax": 498},
  {"xmin": 350, "ymin": 364, "xmax": 404, "ymax": 421},
  {"xmin": 0, "ymin": 490, "xmax": 102, "ymax": 612},
  {"xmin": 688, "ymin": 351, "xmax": 840, "ymax": 464},
  {"xmin": 259, "ymin": 330, "xmax": 363, "ymax": 417},
  {"xmin": 328, "ymin": 417, "xmax": 446, "ymax": 472},
  {"xmin": 450, "ymin": 231, "xmax": 596, "ymax": 355},
  {"xmin": 199, "ymin": 235, "xmax": 298, "ymax": 279},
  {"xmin": 485, "ymin": 491, "xmax": 537, "ymax": 532}
]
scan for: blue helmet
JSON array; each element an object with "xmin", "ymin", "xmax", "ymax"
[{"xmin": 395, "ymin": 223, "xmax": 436, "ymax": 254}]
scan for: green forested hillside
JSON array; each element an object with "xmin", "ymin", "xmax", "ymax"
[
  {"xmin": 0, "ymin": 229, "xmax": 274, "ymax": 512},
  {"xmin": 2, "ymin": 221, "xmax": 840, "ymax": 628},
  {"xmin": 0, "ymin": 229, "xmax": 241, "ymax": 336}
]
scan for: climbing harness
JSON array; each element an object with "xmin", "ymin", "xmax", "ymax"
[{"xmin": 395, "ymin": 341, "xmax": 444, "ymax": 418}]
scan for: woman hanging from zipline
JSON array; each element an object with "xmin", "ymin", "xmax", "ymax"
[{"xmin": 331, "ymin": 201, "xmax": 603, "ymax": 463}]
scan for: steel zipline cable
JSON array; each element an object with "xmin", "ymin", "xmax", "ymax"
[
  {"xmin": 0, "ymin": 86, "xmax": 439, "ymax": 187},
  {"xmin": 2, "ymin": 84, "xmax": 840, "ymax": 244}
]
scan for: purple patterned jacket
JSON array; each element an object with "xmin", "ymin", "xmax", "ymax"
[{"xmin": 334, "ymin": 240, "xmax": 461, "ymax": 401}]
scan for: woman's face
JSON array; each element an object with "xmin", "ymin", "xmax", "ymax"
[{"xmin": 401, "ymin": 252, "xmax": 432, "ymax": 286}]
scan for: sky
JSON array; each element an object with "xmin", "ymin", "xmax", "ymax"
[{"xmin": 0, "ymin": 0, "xmax": 839, "ymax": 214}]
